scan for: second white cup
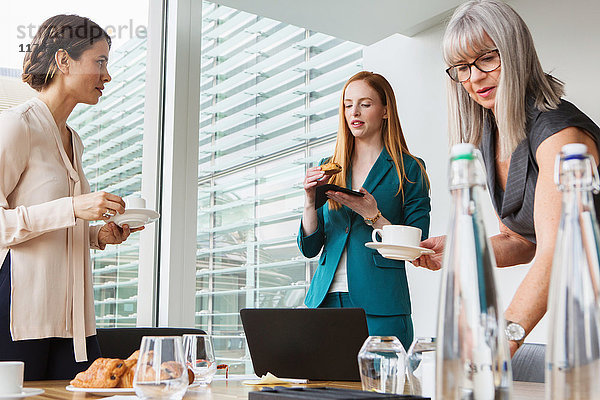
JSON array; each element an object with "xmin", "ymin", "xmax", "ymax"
[
  {"xmin": 372, "ymin": 225, "xmax": 421, "ymax": 247},
  {"xmin": 0, "ymin": 361, "xmax": 24, "ymax": 396}
]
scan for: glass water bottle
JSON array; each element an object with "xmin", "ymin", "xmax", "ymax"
[
  {"xmin": 546, "ymin": 143, "xmax": 600, "ymax": 400},
  {"xmin": 436, "ymin": 143, "xmax": 512, "ymax": 400}
]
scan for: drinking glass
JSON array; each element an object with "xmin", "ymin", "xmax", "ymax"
[
  {"xmin": 406, "ymin": 337, "xmax": 436, "ymax": 398},
  {"xmin": 133, "ymin": 336, "xmax": 189, "ymax": 400},
  {"xmin": 357, "ymin": 336, "xmax": 407, "ymax": 394},
  {"xmin": 183, "ymin": 334, "xmax": 217, "ymax": 386}
]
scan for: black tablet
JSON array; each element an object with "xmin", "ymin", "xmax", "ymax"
[{"xmin": 315, "ymin": 184, "xmax": 364, "ymax": 209}]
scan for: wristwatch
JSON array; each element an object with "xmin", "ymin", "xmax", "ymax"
[
  {"xmin": 505, "ymin": 320, "xmax": 526, "ymax": 347},
  {"xmin": 364, "ymin": 211, "xmax": 382, "ymax": 226}
]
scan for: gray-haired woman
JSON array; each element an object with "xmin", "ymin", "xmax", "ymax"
[{"xmin": 413, "ymin": 0, "xmax": 600, "ymax": 356}]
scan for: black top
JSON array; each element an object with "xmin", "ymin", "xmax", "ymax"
[{"xmin": 479, "ymin": 99, "xmax": 600, "ymax": 243}]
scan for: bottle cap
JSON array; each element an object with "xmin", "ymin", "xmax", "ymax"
[
  {"xmin": 450, "ymin": 143, "xmax": 475, "ymax": 160},
  {"xmin": 561, "ymin": 143, "xmax": 588, "ymax": 156}
]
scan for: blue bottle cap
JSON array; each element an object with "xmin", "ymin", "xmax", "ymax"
[{"xmin": 561, "ymin": 143, "xmax": 588, "ymax": 157}]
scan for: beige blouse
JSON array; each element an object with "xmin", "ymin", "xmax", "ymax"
[{"xmin": 0, "ymin": 97, "xmax": 102, "ymax": 362}]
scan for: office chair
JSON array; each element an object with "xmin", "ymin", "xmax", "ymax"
[
  {"xmin": 96, "ymin": 327, "xmax": 206, "ymax": 359},
  {"xmin": 511, "ymin": 343, "xmax": 545, "ymax": 383}
]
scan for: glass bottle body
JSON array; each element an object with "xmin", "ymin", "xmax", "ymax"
[
  {"xmin": 546, "ymin": 150, "xmax": 600, "ymax": 400},
  {"xmin": 436, "ymin": 150, "xmax": 512, "ymax": 400}
]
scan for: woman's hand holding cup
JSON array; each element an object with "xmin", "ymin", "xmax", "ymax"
[{"xmin": 73, "ymin": 191, "xmax": 125, "ymax": 221}]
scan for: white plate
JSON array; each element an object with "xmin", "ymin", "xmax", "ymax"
[
  {"xmin": 365, "ymin": 242, "xmax": 434, "ymax": 261},
  {"xmin": 108, "ymin": 208, "xmax": 160, "ymax": 229},
  {"xmin": 0, "ymin": 388, "xmax": 44, "ymax": 399},
  {"xmin": 66, "ymin": 385, "xmax": 135, "ymax": 396}
]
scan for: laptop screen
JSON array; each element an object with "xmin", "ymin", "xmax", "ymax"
[{"xmin": 240, "ymin": 308, "xmax": 369, "ymax": 381}]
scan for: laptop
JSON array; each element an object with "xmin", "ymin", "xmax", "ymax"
[{"xmin": 240, "ymin": 308, "xmax": 369, "ymax": 381}]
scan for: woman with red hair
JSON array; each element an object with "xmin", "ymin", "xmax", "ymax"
[{"xmin": 298, "ymin": 71, "xmax": 431, "ymax": 350}]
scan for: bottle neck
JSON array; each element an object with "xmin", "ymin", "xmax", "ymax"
[
  {"xmin": 562, "ymin": 187, "xmax": 596, "ymax": 217},
  {"xmin": 449, "ymin": 158, "xmax": 486, "ymax": 190},
  {"xmin": 449, "ymin": 158, "xmax": 486, "ymax": 215},
  {"xmin": 450, "ymin": 186, "xmax": 485, "ymax": 216},
  {"xmin": 559, "ymin": 157, "xmax": 599, "ymax": 215}
]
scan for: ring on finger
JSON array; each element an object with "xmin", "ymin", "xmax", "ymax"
[{"xmin": 102, "ymin": 208, "xmax": 114, "ymax": 219}]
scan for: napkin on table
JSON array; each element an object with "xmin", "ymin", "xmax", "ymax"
[{"xmin": 242, "ymin": 372, "xmax": 307, "ymax": 385}]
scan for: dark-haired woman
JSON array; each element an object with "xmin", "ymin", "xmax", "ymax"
[{"xmin": 0, "ymin": 15, "xmax": 142, "ymax": 380}]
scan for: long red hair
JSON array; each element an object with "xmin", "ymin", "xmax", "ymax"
[{"xmin": 328, "ymin": 71, "xmax": 429, "ymax": 210}]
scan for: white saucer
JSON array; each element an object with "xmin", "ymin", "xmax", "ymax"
[
  {"xmin": 365, "ymin": 242, "xmax": 434, "ymax": 261},
  {"xmin": 0, "ymin": 388, "xmax": 44, "ymax": 399},
  {"xmin": 108, "ymin": 208, "xmax": 160, "ymax": 229},
  {"xmin": 66, "ymin": 385, "xmax": 135, "ymax": 396}
]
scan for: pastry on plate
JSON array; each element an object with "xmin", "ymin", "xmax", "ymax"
[
  {"xmin": 70, "ymin": 358, "xmax": 128, "ymax": 388},
  {"xmin": 72, "ymin": 349, "xmax": 194, "ymax": 388}
]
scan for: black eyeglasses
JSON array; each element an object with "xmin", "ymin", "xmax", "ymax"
[{"xmin": 446, "ymin": 50, "xmax": 501, "ymax": 83}]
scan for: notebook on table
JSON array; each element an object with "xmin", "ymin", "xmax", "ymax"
[
  {"xmin": 249, "ymin": 387, "xmax": 431, "ymax": 399},
  {"xmin": 240, "ymin": 308, "xmax": 369, "ymax": 381}
]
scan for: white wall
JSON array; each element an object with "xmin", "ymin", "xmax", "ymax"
[
  {"xmin": 213, "ymin": 0, "xmax": 464, "ymax": 45},
  {"xmin": 363, "ymin": 0, "xmax": 600, "ymax": 344}
]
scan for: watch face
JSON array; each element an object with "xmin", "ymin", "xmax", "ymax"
[
  {"xmin": 506, "ymin": 322, "xmax": 525, "ymax": 341},
  {"xmin": 364, "ymin": 219, "xmax": 374, "ymax": 226}
]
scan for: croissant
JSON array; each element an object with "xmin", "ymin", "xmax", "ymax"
[{"xmin": 70, "ymin": 358, "xmax": 128, "ymax": 388}]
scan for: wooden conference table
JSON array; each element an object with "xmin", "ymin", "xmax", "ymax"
[{"xmin": 27, "ymin": 379, "xmax": 544, "ymax": 399}]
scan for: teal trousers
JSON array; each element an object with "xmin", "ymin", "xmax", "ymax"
[{"xmin": 320, "ymin": 292, "xmax": 414, "ymax": 351}]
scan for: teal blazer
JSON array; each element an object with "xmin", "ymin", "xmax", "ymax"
[{"xmin": 297, "ymin": 149, "xmax": 431, "ymax": 315}]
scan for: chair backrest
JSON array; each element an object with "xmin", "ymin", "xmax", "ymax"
[
  {"xmin": 96, "ymin": 327, "xmax": 206, "ymax": 359},
  {"xmin": 511, "ymin": 343, "xmax": 546, "ymax": 383}
]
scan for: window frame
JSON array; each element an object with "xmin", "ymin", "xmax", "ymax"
[{"xmin": 138, "ymin": 0, "xmax": 203, "ymax": 327}]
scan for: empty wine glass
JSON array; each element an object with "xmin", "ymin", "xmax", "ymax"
[
  {"xmin": 133, "ymin": 336, "xmax": 189, "ymax": 400},
  {"xmin": 183, "ymin": 334, "xmax": 217, "ymax": 386}
]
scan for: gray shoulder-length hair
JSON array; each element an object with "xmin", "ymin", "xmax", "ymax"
[{"xmin": 442, "ymin": 0, "xmax": 564, "ymax": 160}]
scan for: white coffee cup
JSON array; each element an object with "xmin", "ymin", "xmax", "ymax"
[
  {"xmin": 124, "ymin": 196, "xmax": 146, "ymax": 209},
  {"xmin": 371, "ymin": 225, "xmax": 422, "ymax": 247},
  {"xmin": 0, "ymin": 361, "xmax": 24, "ymax": 395}
]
